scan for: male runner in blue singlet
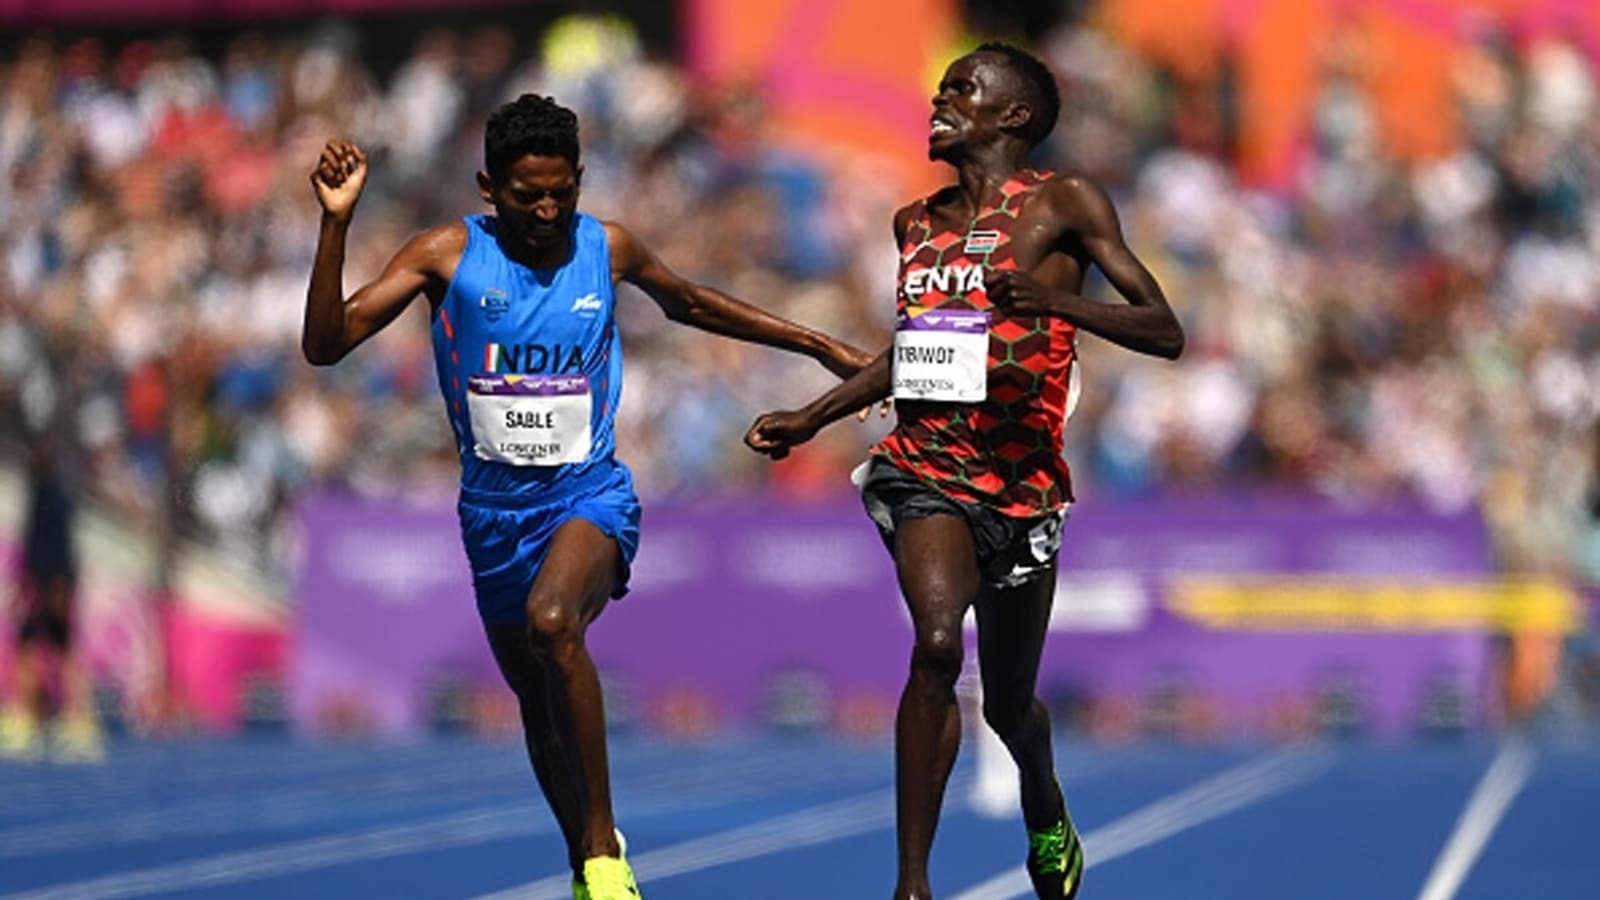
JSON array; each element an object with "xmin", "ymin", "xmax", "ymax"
[{"xmin": 303, "ymin": 94, "xmax": 871, "ymax": 900}]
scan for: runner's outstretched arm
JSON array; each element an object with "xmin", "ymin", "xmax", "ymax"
[
  {"xmin": 604, "ymin": 221, "xmax": 873, "ymax": 378},
  {"xmin": 744, "ymin": 348, "xmax": 893, "ymax": 459}
]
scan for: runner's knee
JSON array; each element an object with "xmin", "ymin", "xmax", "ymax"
[
  {"xmin": 909, "ymin": 626, "xmax": 963, "ymax": 685},
  {"xmin": 525, "ymin": 597, "xmax": 583, "ymax": 655}
]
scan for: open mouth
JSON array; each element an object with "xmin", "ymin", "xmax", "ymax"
[{"xmin": 929, "ymin": 116, "xmax": 957, "ymax": 140}]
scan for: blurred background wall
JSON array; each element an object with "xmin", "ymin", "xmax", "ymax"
[{"xmin": 1, "ymin": 0, "xmax": 1597, "ymax": 741}]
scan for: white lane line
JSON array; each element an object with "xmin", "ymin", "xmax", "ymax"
[
  {"xmin": 469, "ymin": 780, "xmax": 935, "ymax": 900},
  {"xmin": 0, "ymin": 745, "xmax": 520, "ymax": 822},
  {"xmin": 4, "ymin": 742, "xmax": 885, "ymax": 857},
  {"xmin": 0, "ymin": 750, "xmax": 896, "ymax": 899},
  {"xmin": 0, "ymin": 757, "xmax": 529, "ymax": 857},
  {"xmin": 949, "ymin": 745, "xmax": 1338, "ymax": 900},
  {"xmin": 1416, "ymin": 741, "xmax": 1536, "ymax": 900},
  {"xmin": 469, "ymin": 744, "xmax": 1156, "ymax": 900},
  {"xmin": 0, "ymin": 805, "xmax": 547, "ymax": 900}
]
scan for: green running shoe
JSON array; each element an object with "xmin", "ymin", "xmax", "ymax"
[
  {"xmin": 1026, "ymin": 815, "xmax": 1084, "ymax": 898},
  {"xmin": 580, "ymin": 856, "xmax": 639, "ymax": 900},
  {"xmin": 577, "ymin": 828, "xmax": 636, "ymax": 900}
]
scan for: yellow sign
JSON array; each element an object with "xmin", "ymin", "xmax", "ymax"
[{"xmin": 1169, "ymin": 578, "xmax": 1581, "ymax": 634}]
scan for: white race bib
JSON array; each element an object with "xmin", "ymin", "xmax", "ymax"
[
  {"xmin": 892, "ymin": 309, "xmax": 990, "ymax": 402},
  {"xmin": 468, "ymin": 373, "xmax": 592, "ymax": 466}
]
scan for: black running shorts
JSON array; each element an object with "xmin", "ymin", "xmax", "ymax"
[{"xmin": 859, "ymin": 458, "xmax": 1067, "ymax": 589}]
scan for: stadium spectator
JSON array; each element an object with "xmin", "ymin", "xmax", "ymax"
[{"xmin": 0, "ymin": 8, "xmax": 1595, "ymax": 632}]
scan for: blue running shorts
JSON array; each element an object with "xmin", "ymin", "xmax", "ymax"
[{"xmin": 457, "ymin": 460, "xmax": 642, "ymax": 624}]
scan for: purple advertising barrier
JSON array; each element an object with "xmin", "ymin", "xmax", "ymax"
[
  {"xmin": 290, "ymin": 491, "xmax": 911, "ymax": 737},
  {"xmin": 291, "ymin": 488, "xmax": 1500, "ymax": 738},
  {"xmin": 585, "ymin": 501, "xmax": 910, "ymax": 732},
  {"xmin": 1040, "ymin": 494, "xmax": 1496, "ymax": 737},
  {"xmin": 291, "ymin": 489, "xmax": 498, "ymax": 736}
]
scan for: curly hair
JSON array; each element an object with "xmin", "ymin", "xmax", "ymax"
[
  {"xmin": 484, "ymin": 94, "xmax": 580, "ymax": 180},
  {"xmin": 974, "ymin": 41, "xmax": 1061, "ymax": 146}
]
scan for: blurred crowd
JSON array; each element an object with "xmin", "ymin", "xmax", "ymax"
[
  {"xmin": 1, "ymin": 7, "xmax": 1597, "ymax": 590},
  {"xmin": 1040, "ymin": 22, "xmax": 1600, "ymax": 582}
]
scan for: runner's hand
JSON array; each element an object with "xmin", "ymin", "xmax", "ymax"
[
  {"xmin": 745, "ymin": 410, "xmax": 819, "ymax": 461},
  {"xmin": 987, "ymin": 269, "xmax": 1061, "ymax": 318},
  {"xmin": 312, "ymin": 139, "xmax": 369, "ymax": 221}
]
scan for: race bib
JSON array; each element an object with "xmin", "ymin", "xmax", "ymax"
[
  {"xmin": 892, "ymin": 309, "xmax": 989, "ymax": 402},
  {"xmin": 468, "ymin": 373, "xmax": 592, "ymax": 466}
]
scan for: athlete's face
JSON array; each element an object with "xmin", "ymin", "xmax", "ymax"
[
  {"xmin": 928, "ymin": 53, "xmax": 1023, "ymax": 162},
  {"xmin": 479, "ymin": 155, "xmax": 582, "ymax": 254}
]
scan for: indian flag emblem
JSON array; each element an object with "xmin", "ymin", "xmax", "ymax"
[
  {"xmin": 964, "ymin": 230, "xmax": 1000, "ymax": 254},
  {"xmin": 484, "ymin": 343, "xmax": 505, "ymax": 372}
]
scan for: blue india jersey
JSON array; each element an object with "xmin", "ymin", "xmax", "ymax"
[{"xmin": 431, "ymin": 213, "xmax": 624, "ymax": 499}]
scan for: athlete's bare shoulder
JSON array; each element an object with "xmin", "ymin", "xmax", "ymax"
[
  {"xmin": 600, "ymin": 219, "xmax": 635, "ymax": 250},
  {"xmin": 600, "ymin": 219, "xmax": 646, "ymax": 277},
  {"xmin": 401, "ymin": 219, "xmax": 471, "ymax": 281},
  {"xmin": 1031, "ymin": 171, "xmax": 1116, "ymax": 223}
]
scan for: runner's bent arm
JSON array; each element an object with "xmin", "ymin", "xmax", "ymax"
[
  {"xmin": 784, "ymin": 202, "xmax": 919, "ymax": 427},
  {"xmin": 987, "ymin": 177, "xmax": 1184, "ymax": 360},
  {"xmin": 604, "ymin": 221, "xmax": 872, "ymax": 378},
  {"xmin": 744, "ymin": 349, "xmax": 892, "ymax": 458},
  {"xmin": 303, "ymin": 139, "xmax": 461, "ymax": 365},
  {"xmin": 744, "ymin": 202, "xmax": 916, "ymax": 456}
]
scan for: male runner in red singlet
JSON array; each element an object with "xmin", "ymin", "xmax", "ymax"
[{"xmin": 746, "ymin": 43, "xmax": 1183, "ymax": 899}]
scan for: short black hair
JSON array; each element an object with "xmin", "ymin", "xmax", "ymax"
[
  {"xmin": 974, "ymin": 41, "xmax": 1060, "ymax": 145},
  {"xmin": 484, "ymin": 93, "xmax": 580, "ymax": 180}
]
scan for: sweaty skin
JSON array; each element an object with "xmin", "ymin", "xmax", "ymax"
[
  {"xmin": 303, "ymin": 114, "xmax": 872, "ymax": 885},
  {"xmin": 743, "ymin": 48, "xmax": 1182, "ymax": 900}
]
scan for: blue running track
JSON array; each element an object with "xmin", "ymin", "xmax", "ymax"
[{"xmin": 3, "ymin": 734, "xmax": 1596, "ymax": 899}]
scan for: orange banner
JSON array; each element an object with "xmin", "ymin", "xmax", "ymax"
[
  {"xmin": 687, "ymin": 0, "xmax": 1598, "ymax": 190},
  {"xmin": 685, "ymin": 0, "xmax": 958, "ymax": 194},
  {"xmin": 1103, "ymin": 0, "xmax": 1600, "ymax": 186}
]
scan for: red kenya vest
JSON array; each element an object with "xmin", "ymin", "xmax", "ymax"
[{"xmin": 872, "ymin": 169, "xmax": 1080, "ymax": 517}]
